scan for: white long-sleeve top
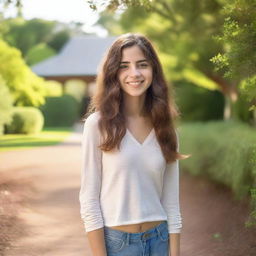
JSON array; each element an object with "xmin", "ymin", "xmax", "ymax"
[{"xmin": 79, "ymin": 111, "xmax": 182, "ymax": 234}]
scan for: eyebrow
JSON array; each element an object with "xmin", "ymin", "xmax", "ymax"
[{"xmin": 120, "ymin": 59, "xmax": 148, "ymax": 64}]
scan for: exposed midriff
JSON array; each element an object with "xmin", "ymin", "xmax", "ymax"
[{"xmin": 105, "ymin": 220, "xmax": 165, "ymax": 233}]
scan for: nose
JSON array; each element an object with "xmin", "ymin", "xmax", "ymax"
[{"xmin": 129, "ymin": 66, "xmax": 141, "ymax": 77}]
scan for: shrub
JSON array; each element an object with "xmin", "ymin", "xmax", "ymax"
[
  {"xmin": 0, "ymin": 39, "xmax": 46, "ymax": 107},
  {"xmin": 64, "ymin": 79, "xmax": 86, "ymax": 103},
  {"xmin": 0, "ymin": 76, "xmax": 14, "ymax": 135},
  {"xmin": 44, "ymin": 80, "xmax": 63, "ymax": 97},
  {"xmin": 176, "ymin": 82, "xmax": 224, "ymax": 121},
  {"xmin": 5, "ymin": 107, "xmax": 44, "ymax": 134},
  {"xmin": 47, "ymin": 30, "xmax": 70, "ymax": 52},
  {"xmin": 39, "ymin": 94, "xmax": 80, "ymax": 127},
  {"xmin": 179, "ymin": 120, "xmax": 256, "ymax": 199}
]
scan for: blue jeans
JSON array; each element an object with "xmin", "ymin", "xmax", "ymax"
[{"xmin": 103, "ymin": 221, "xmax": 169, "ymax": 256}]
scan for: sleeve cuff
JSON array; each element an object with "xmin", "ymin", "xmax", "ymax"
[
  {"xmin": 84, "ymin": 223, "xmax": 104, "ymax": 233},
  {"xmin": 168, "ymin": 228, "xmax": 181, "ymax": 234}
]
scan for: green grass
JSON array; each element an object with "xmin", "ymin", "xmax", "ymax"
[{"xmin": 0, "ymin": 127, "xmax": 73, "ymax": 152}]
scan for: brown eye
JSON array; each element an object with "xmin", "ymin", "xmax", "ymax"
[
  {"xmin": 138, "ymin": 63, "xmax": 148, "ymax": 68},
  {"xmin": 119, "ymin": 65, "xmax": 128, "ymax": 69}
]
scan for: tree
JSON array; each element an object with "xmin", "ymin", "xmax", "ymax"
[
  {"xmin": 1, "ymin": 18, "xmax": 71, "ymax": 59},
  {"xmin": 89, "ymin": 0, "xmax": 240, "ymax": 120},
  {"xmin": 0, "ymin": 75, "xmax": 13, "ymax": 134},
  {"xmin": 0, "ymin": 39, "xmax": 46, "ymax": 106},
  {"xmin": 48, "ymin": 30, "xmax": 70, "ymax": 52},
  {"xmin": 210, "ymin": 0, "xmax": 256, "ymax": 124},
  {"xmin": 25, "ymin": 43, "xmax": 56, "ymax": 66}
]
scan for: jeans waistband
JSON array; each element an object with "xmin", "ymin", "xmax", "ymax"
[{"xmin": 103, "ymin": 220, "xmax": 168, "ymax": 242}]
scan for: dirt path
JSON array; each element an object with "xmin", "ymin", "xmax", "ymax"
[
  {"xmin": 180, "ymin": 173, "xmax": 256, "ymax": 256},
  {"xmin": 0, "ymin": 125, "xmax": 90, "ymax": 256},
  {"xmin": 0, "ymin": 124, "xmax": 255, "ymax": 256}
]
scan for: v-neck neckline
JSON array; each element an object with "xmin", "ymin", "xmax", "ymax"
[{"xmin": 126, "ymin": 128, "xmax": 154, "ymax": 147}]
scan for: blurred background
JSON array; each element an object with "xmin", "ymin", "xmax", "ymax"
[{"xmin": 0, "ymin": 0, "xmax": 255, "ymax": 255}]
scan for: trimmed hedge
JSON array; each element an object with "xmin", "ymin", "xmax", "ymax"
[
  {"xmin": 175, "ymin": 82, "xmax": 225, "ymax": 121},
  {"xmin": 39, "ymin": 94, "xmax": 80, "ymax": 127},
  {"xmin": 179, "ymin": 120, "xmax": 256, "ymax": 199},
  {"xmin": 5, "ymin": 107, "xmax": 44, "ymax": 134}
]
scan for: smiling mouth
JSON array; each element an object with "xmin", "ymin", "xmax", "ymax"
[{"xmin": 127, "ymin": 81, "xmax": 144, "ymax": 86}]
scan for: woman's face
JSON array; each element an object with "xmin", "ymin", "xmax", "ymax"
[{"xmin": 118, "ymin": 45, "xmax": 153, "ymax": 98}]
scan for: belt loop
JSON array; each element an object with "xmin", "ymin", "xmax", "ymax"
[
  {"xmin": 126, "ymin": 233, "xmax": 130, "ymax": 246},
  {"xmin": 156, "ymin": 226, "xmax": 161, "ymax": 237}
]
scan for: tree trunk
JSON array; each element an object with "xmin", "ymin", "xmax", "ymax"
[
  {"xmin": 224, "ymin": 95, "xmax": 232, "ymax": 120},
  {"xmin": 204, "ymin": 73, "xmax": 238, "ymax": 121}
]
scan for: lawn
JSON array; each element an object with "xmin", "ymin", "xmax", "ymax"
[{"xmin": 0, "ymin": 127, "xmax": 73, "ymax": 152}]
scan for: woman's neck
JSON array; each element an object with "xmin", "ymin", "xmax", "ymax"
[{"xmin": 122, "ymin": 93, "xmax": 146, "ymax": 118}]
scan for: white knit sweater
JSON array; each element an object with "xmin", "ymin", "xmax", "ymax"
[{"xmin": 79, "ymin": 111, "xmax": 182, "ymax": 234}]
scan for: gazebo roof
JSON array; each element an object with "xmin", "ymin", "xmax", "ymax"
[{"xmin": 31, "ymin": 35, "xmax": 117, "ymax": 77}]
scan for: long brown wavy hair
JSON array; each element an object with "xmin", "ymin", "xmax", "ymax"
[{"xmin": 84, "ymin": 33, "xmax": 188, "ymax": 163}]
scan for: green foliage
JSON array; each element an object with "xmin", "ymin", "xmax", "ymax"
[
  {"xmin": 96, "ymin": 0, "xmax": 225, "ymax": 74},
  {"xmin": 232, "ymin": 90, "xmax": 255, "ymax": 122},
  {"xmin": 64, "ymin": 79, "xmax": 86, "ymax": 103},
  {"xmin": 87, "ymin": 0, "xmax": 157, "ymax": 12},
  {"xmin": 211, "ymin": 1, "xmax": 256, "ymax": 79},
  {"xmin": 2, "ymin": 17, "xmax": 55, "ymax": 57},
  {"xmin": 96, "ymin": 1, "xmax": 234, "ymax": 96},
  {"xmin": 179, "ymin": 120, "xmax": 256, "ymax": 198},
  {"xmin": 245, "ymin": 188, "xmax": 256, "ymax": 228},
  {"xmin": 1, "ymin": 17, "xmax": 71, "ymax": 61},
  {"xmin": 0, "ymin": 75, "xmax": 14, "ymax": 135},
  {"xmin": 176, "ymin": 82, "xmax": 224, "ymax": 121},
  {"xmin": 39, "ymin": 94, "xmax": 80, "ymax": 127},
  {"xmin": 5, "ymin": 106, "xmax": 44, "ymax": 134},
  {"xmin": 25, "ymin": 43, "xmax": 56, "ymax": 66},
  {"xmin": 95, "ymin": 0, "xmax": 256, "ymax": 121},
  {"xmin": 0, "ymin": 39, "xmax": 46, "ymax": 106},
  {"xmin": 96, "ymin": 11, "xmax": 124, "ymax": 35},
  {"xmin": 0, "ymin": 13, "xmax": 8, "ymax": 36},
  {"xmin": 44, "ymin": 80, "xmax": 63, "ymax": 97},
  {"xmin": 210, "ymin": 53, "xmax": 229, "ymax": 75},
  {"xmin": 47, "ymin": 30, "xmax": 70, "ymax": 52},
  {"xmin": 182, "ymin": 68, "xmax": 219, "ymax": 91},
  {"xmin": 239, "ymin": 76, "xmax": 256, "ymax": 110},
  {"xmin": 211, "ymin": 0, "xmax": 256, "ymax": 107}
]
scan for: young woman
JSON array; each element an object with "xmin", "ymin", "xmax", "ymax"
[{"xmin": 79, "ymin": 33, "xmax": 187, "ymax": 256}]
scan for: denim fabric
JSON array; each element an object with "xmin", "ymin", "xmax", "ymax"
[{"xmin": 103, "ymin": 221, "xmax": 169, "ymax": 256}]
